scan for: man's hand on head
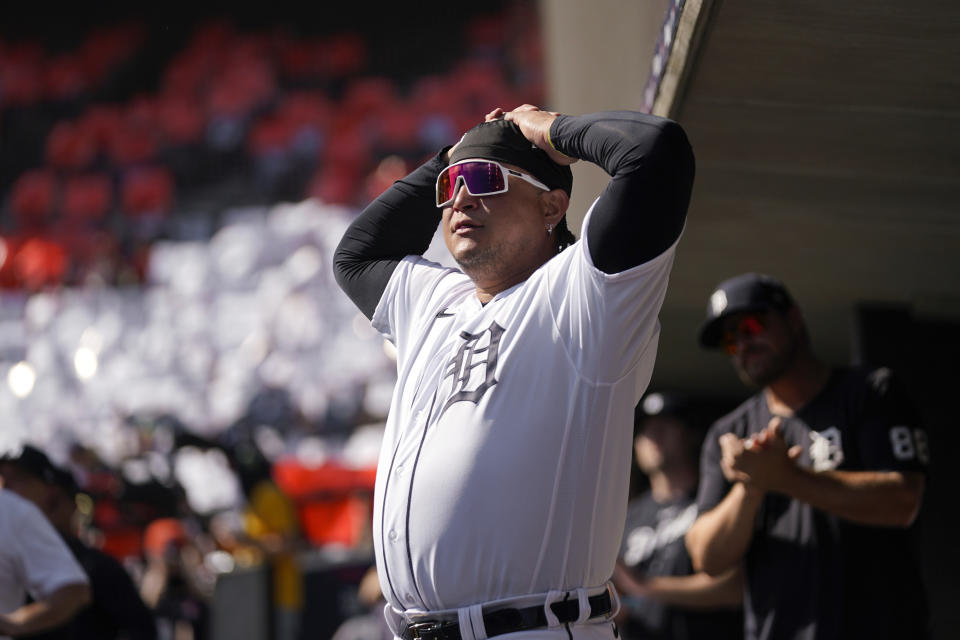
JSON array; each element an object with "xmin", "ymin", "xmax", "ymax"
[{"xmin": 486, "ymin": 105, "xmax": 578, "ymax": 166}]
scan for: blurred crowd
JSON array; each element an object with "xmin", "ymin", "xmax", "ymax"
[
  {"xmin": 1, "ymin": 2, "xmax": 543, "ymax": 290},
  {"xmin": 0, "ymin": 199, "xmax": 400, "ymax": 639}
]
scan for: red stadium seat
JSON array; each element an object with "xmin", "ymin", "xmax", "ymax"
[
  {"xmin": 156, "ymin": 95, "xmax": 205, "ymax": 145},
  {"xmin": 43, "ymin": 55, "xmax": 88, "ymax": 101},
  {"xmin": 78, "ymin": 23, "xmax": 146, "ymax": 84},
  {"xmin": 342, "ymin": 77, "xmax": 397, "ymax": 119},
  {"xmin": 46, "ymin": 121, "xmax": 98, "ymax": 170},
  {"xmin": 62, "ymin": 173, "xmax": 113, "ymax": 223},
  {"xmin": 120, "ymin": 167, "xmax": 174, "ymax": 216},
  {"xmin": 9, "ymin": 169, "xmax": 58, "ymax": 228},
  {"xmin": 277, "ymin": 91, "xmax": 335, "ymax": 130},
  {"xmin": 322, "ymin": 125, "xmax": 371, "ymax": 173},
  {"xmin": 0, "ymin": 60, "xmax": 44, "ymax": 107},
  {"xmin": 409, "ymin": 75, "xmax": 453, "ymax": 115},
  {"xmin": 125, "ymin": 95, "xmax": 159, "ymax": 128},
  {"xmin": 0, "ymin": 235, "xmax": 20, "ymax": 288},
  {"xmin": 465, "ymin": 14, "xmax": 508, "ymax": 50},
  {"xmin": 308, "ymin": 166, "xmax": 361, "ymax": 206},
  {"xmin": 162, "ymin": 53, "xmax": 209, "ymax": 97},
  {"xmin": 207, "ymin": 57, "xmax": 275, "ymax": 119},
  {"xmin": 81, "ymin": 105, "xmax": 124, "ymax": 152},
  {"xmin": 248, "ymin": 116, "xmax": 296, "ymax": 156},
  {"xmin": 319, "ymin": 33, "xmax": 368, "ymax": 77},
  {"xmin": 275, "ymin": 39, "xmax": 317, "ymax": 80},
  {"xmin": 376, "ymin": 107, "xmax": 420, "ymax": 150},
  {"xmin": 10, "ymin": 236, "xmax": 68, "ymax": 289},
  {"xmin": 106, "ymin": 123, "xmax": 158, "ymax": 166}
]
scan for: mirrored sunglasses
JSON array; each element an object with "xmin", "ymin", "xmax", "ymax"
[{"xmin": 436, "ymin": 160, "xmax": 550, "ymax": 208}]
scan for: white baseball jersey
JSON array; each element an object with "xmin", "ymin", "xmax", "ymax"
[
  {"xmin": 0, "ymin": 490, "xmax": 88, "ymax": 620},
  {"xmin": 371, "ymin": 204, "xmax": 677, "ymax": 617}
]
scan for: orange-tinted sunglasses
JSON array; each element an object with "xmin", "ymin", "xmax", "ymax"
[{"xmin": 721, "ymin": 313, "xmax": 766, "ymax": 354}]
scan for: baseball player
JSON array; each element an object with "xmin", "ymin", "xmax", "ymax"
[
  {"xmin": 613, "ymin": 393, "xmax": 742, "ymax": 640},
  {"xmin": 333, "ymin": 105, "xmax": 694, "ymax": 640},
  {"xmin": 685, "ymin": 273, "xmax": 931, "ymax": 640}
]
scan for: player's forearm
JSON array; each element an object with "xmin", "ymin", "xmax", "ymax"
[
  {"xmin": 549, "ymin": 111, "xmax": 690, "ymax": 179},
  {"xmin": 686, "ymin": 483, "xmax": 762, "ymax": 576},
  {"xmin": 0, "ymin": 583, "xmax": 91, "ymax": 635},
  {"xmin": 774, "ymin": 467, "xmax": 924, "ymax": 527},
  {"xmin": 550, "ymin": 111, "xmax": 694, "ymax": 272},
  {"xmin": 645, "ymin": 566, "xmax": 743, "ymax": 609},
  {"xmin": 333, "ymin": 150, "xmax": 446, "ymax": 318}
]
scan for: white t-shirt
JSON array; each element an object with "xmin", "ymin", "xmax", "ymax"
[
  {"xmin": 371, "ymin": 205, "xmax": 677, "ymax": 614},
  {"xmin": 0, "ymin": 490, "xmax": 89, "ymax": 617}
]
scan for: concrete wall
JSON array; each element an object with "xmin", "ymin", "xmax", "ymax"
[{"xmin": 539, "ymin": 0, "xmax": 669, "ymax": 231}]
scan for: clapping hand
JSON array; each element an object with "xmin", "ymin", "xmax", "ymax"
[{"xmin": 719, "ymin": 417, "xmax": 803, "ymax": 492}]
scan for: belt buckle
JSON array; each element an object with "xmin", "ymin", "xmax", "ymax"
[{"xmin": 407, "ymin": 620, "xmax": 444, "ymax": 639}]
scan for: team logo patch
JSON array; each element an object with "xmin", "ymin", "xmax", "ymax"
[
  {"xmin": 809, "ymin": 427, "xmax": 844, "ymax": 471},
  {"xmin": 439, "ymin": 321, "xmax": 504, "ymax": 416},
  {"xmin": 622, "ymin": 503, "xmax": 697, "ymax": 567},
  {"xmin": 710, "ymin": 290, "xmax": 728, "ymax": 316}
]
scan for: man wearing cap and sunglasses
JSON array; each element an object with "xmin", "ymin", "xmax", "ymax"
[
  {"xmin": 334, "ymin": 105, "xmax": 694, "ymax": 639},
  {"xmin": 685, "ymin": 273, "xmax": 931, "ymax": 640}
]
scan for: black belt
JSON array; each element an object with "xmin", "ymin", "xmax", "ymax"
[{"xmin": 401, "ymin": 591, "xmax": 612, "ymax": 640}]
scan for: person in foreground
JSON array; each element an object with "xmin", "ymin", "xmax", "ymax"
[
  {"xmin": 0, "ymin": 469, "xmax": 91, "ymax": 638},
  {"xmin": 333, "ymin": 105, "xmax": 694, "ymax": 639},
  {"xmin": 684, "ymin": 273, "xmax": 931, "ymax": 640},
  {"xmin": 1, "ymin": 446, "xmax": 157, "ymax": 640}
]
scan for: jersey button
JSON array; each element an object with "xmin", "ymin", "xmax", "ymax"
[
  {"xmin": 388, "ymin": 529, "xmax": 398, "ymax": 542},
  {"xmin": 395, "ymin": 464, "xmax": 403, "ymax": 475}
]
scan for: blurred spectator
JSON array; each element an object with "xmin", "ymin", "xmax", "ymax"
[
  {"xmin": 612, "ymin": 393, "xmax": 741, "ymax": 640},
  {"xmin": 0, "ymin": 446, "xmax": 156, "ymax": 640},
  {"xmin": 686, "ymin": 273, "xmax": 931, "ymax": 640},
  {"xmin": 222, "ymin": 431, "xmax": 306, "ymax": 640},
  {"xmin": 140, "ymin": 518, "xmax": 211, "ymax": 640},
  {"xmin": 330, "ymin": 565, "xmax": 391, "ymax": 640},
  {"xmin": 0, "ymin": 465, "xmax": 91, "ymax": 637}
]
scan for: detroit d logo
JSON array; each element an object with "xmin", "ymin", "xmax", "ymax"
[
  {"xmin": 439, "ymin": 321, "xmax": 504, "ymax": 416},
  {"xmin": 809, "ymin": 427, "xmax": 844, "ymax": 471}
]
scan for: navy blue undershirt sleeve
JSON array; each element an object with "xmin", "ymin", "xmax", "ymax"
[
  {"xmin": 549, "ymin": 111, "xmax": 695, "ymax": 273},
  {"xmin": 333, "ymin": 150, "xmax": 447, "ymax": 319}
]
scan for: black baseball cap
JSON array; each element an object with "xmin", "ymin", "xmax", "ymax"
[
  {"xmin": 0, "ymin": 445, "xmax": 78, "ymax": 497},
  {"xmin": 449, "ymin": 119, "xmax": 574, "ymax": 197},
  {"xmin": 637, "ymin": 391, "xmax": 695, "ymax": 420},
  {"xmin": 698, "ymin": 273, "xmax": 795, "ymax": 349}
]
